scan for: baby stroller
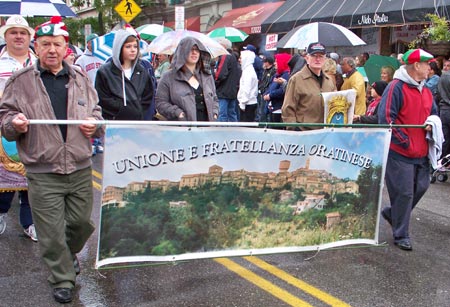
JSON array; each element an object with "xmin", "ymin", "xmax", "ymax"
[{"xmin": 431, "ymin": 154, "xmax": 450, "ymax": 183}]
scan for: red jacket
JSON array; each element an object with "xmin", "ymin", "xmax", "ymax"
[{"xmin": 378, "ymin": 78, "xmax": 436, "ymax": 159}]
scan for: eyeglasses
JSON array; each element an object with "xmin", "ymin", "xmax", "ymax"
[{"xmin": 191, "ymin": 47, "xmax": 200, "ymax": 53}]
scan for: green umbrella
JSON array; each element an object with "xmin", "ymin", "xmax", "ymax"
[
  {"xmin": 136, "ymin": 24, "xmax": 173, "ymax": 41},
  {"xmin": 207, "ymin": 27, "xmax": 248, "ymax": 43},
  {"xmin": 356, "ymin": 67, "xmax": 368, "ymax": 82},
  {"xmin": 364, "ymin": 55, "xmax": 400, "ymax": 84}
]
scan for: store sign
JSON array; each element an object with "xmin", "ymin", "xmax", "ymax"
[
  {"xmin": 357, "ymin": 13, "xmax": 389, "ymax": 26},
  {"xmin": 265, "ymin": 34, "xmax": 278, "ymax": 51}
]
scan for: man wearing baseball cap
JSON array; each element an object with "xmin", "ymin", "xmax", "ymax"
[
  {"xmin": 0, "ymin": 15, "xmax": 38, "ymax": 243},
  {"xmin": 282, "ymin": 42, "xmax": 336, "ymax": 130},
  {"xmin": 0, "ymin": 16, "xmax": 105, "ymax": 303},
  {"xmin": 378, "ymin": 49, "xmax": 438, "ymax": 251}
]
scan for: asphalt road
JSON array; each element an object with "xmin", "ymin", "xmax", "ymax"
[{"xmin": 1, "ymin": 154, "xmax": 449, "ymax": 307}]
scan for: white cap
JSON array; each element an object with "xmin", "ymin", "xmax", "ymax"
[{"xmin": 0, "ymin": 15, "xmax": 35, "ymax": 38}]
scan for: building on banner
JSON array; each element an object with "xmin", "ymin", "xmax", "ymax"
[{"xmin": 96, "ymin": 125, "xmax": 391, "ymax": 268}]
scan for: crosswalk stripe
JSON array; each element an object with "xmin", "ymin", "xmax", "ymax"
[
  {"xmin": 92, "ymin": 169, "xmax": 102, "ymax": 180},
  {"xmin": 215, "ymin": 258, "xmax": 314, "ymax": 307},
  {"xmin": 244, "ymin": 256, "xmax": 351, "ymax": 307},
  {"xmin": 93, "ymin": 181, "xmax": 102, "ymax": 191}
]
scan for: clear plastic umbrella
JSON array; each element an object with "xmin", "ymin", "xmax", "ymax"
[{"xmin": 147, "ymin": 29, "xmax": 228, "ymax": 58}]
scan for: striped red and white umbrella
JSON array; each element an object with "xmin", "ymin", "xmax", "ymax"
[
  {"xmin": 277, "ymin": 22, "xmax": 366, "ymax": 50},
  {"xmin": 0, "ymin": 0, "xmax": 77, "ymax": 17}
]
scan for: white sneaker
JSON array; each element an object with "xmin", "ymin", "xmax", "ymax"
[
  {"xmin": 0, "ymin": 213, "xmax": 6, "ymax": 234},
  {"xmin": 96, "ymin": 145, "xmax": 104, "ymax": 153},
  {"xmin": 24, "ymin": 224, "xmax": 38, "ymax": 242}
]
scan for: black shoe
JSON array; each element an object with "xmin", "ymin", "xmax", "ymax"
[
  {"xmin": 73, "ymin": 255, "xmax": 80, "ymax": 275},
  {"xmin": 53, "ymin": 287, "xmax": 73, "ymax": 303},
  {"xmin": 394, "ymin": 239, "xmax": 413, "ymax": 251},
  {"xmin": 381, "ymin": 208, "xmax": 392, "ymax": 226}
]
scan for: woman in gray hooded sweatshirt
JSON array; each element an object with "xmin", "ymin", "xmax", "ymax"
[
  {"xmin": 155, "ymin": 36, "xmax": 218, "ymax": 121},
  {"xmin": 95, "ymin": 29, "xmax": 154, "ymax": 120}
]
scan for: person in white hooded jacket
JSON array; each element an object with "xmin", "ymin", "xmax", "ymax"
[{"xmin": 238, "ymin": 50, "xmax": 258, "ymax": 122}]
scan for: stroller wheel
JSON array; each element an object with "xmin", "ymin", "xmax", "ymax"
[
  {"xmin": 430, "ymin": 174, "xmax": 437, "ymax": 183},
  {"xmin": 437, "ymin": 174, "xmax": 448, "ymax": 182}
]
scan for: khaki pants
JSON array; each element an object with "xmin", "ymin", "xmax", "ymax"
[{"xmin": 27, "ymin": 167, "xmax": 95, "ymax": 288}]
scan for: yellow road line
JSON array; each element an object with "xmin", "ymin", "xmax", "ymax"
[
  {"xmin": 92, "ymin": 169, "xmax": 103, "ymax": 180},
  {"xmin": 214, "ymin": 258, "xmax": 314, "ymax": 307},
  {"xmin": 93, "ymin": 181, "xmax": 102, "ymax": 191},
  {"xmin": 244, "ymin": 256, "xmax": 351, "ymax": 307}
]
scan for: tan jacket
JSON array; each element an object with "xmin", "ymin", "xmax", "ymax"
[
  {"xmin": 341, "ymin": 70, "xmax": 366, "ymax": 115},
  {"xmin": 0, "ymin": 63, "xmax": 104, "ymax": 175},
  {"xmin": 282, "ymin": 65, "xmax": 336, "ymax": 130}
]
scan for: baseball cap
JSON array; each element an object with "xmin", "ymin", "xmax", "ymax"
[
  {"xmin": 243, "ymin": 44, "xmax": 256, "ymax": 52},
  {"xmin": 262, "ymin": 55, "xmax": 274, "ymax": 65},
  {"xmin": 307, "ymin": 42, "xmax": 326, "ymax": 55},
  {"xmin": 329, "ymin": 52, "xmax": 339, "ymax": 61},
  {"xmin": 402, "ymin": 49, "xmax": 434, "ymax": 65},
  {"xmin": 86, "ymin": 33, "xmax": 98, "ymax": 42},
  {"xmin": 0, "ymin": 15, "xmax": 35, "ymax": 38}
]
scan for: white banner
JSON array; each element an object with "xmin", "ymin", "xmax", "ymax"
[{"xmin": 96, "ymin": 126, "xmax": 390, "ymax": 268}]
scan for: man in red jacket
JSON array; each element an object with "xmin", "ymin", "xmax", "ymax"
[{"xmin": 378, "ymin": 49, "xmax": 437, "ymax": 251}]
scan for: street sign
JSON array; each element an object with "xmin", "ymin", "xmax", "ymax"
[{"xmin": 115, "ymin": 0, "xmax": 141, "ymax": 23}]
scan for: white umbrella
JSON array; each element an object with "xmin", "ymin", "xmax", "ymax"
[{"xmin": 277, "ymin": 22, "xmax": 366, "ymax": 50}]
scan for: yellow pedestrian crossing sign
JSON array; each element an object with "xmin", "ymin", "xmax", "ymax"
[{"xmin": 115, "ymin": 0, "xmax": 141, "ymax": 23}]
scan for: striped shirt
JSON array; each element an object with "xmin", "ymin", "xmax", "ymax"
[{"xmin": 0, "ymin": 49, "xmax": 37, "ymax": 92}]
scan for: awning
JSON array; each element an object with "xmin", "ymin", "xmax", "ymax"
[
  {"xmin": 165, "ymin": 16, "xmax": 200, "ymax": 32},
  {"xmin": 209, "ymin": 1, "xmax": 284, "ymax": 34},
  {"xmin": 262, "ymin": 0, "xmax": 450, "ymax": 33}
]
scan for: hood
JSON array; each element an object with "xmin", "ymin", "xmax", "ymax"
[
  {"xmin": 170, "ymin": 36, "xmax": 212, "ymax": 74},
  {"xmin": 240, "ymin": 50, "xmax": 255, "ymax": 70},
  {"xmin": 275, "ymin": 53, "xmax": 291, "ymax": 75},
  {"xmin": 438, "ymin": 71, "xmax": 450, "ymax": 104},
  {"xmin": 393, "ymin": 65, "xmax": 425, "ymax": 92},
  {"xmin": 111, "ymin": 29, "xmax": 139, "ymax": 71},
  {"xmin": 288, "ymin": 54, "xmax": 306, "ymax": 76}
]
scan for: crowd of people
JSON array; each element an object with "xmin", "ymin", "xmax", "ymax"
[{"xmin": 0, "ymin": 14, "xmax": 447, "ymax": 303}]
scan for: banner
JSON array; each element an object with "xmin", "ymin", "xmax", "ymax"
[
  {"xmin": 0, "ymin": 135, "xmax": 27, "ymax": 192},
  {"xmin": 97, "ymin": 126, "xmax": 390, "ymax": 268}
]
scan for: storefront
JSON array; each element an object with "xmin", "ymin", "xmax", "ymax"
[{"xmin": 261, "ymin": 0, "xmax": 450, "ymax": 55}]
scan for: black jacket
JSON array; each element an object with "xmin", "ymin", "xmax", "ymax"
[
  {"xmin": 215, "ymin": 53, "xmax": 241, "ymax": 100},
  {"xmin": 95, "ymin": 59, "xmax": 153, "ymax": 120}
]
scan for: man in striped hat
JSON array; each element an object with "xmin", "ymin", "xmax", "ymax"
[
  {"xmin": 378, "ymin": 49, "xmax": 438, "ymax": 251},
  {"xmin": 0, "ymin": 16, "xmax": 104, "ymax": 303}
]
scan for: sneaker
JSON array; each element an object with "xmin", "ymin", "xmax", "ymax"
[
  {"xmin": 92, "ymin": 145, "xmax": 97, "ymax": 156},
  {"xmin": 96, "ymin": 145, "xmax": 104, "ymax": 154},
  {"xmin": 0, "ymin": 213, "xmax": 6, "ymax": 234},
  {"xmin": 24, "ymin": 224, "xmax": 38, "ymax": 242}
]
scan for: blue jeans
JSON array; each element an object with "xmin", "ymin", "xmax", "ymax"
[
  {"xmin": 0, "ymin": 190, "xmax": 33, "ymax": 229},
  {"xmin": 218, "ymin": 98, "xmax": 238, "ymax": 122}
]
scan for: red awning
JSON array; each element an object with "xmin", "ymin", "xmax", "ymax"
[
  {"xmin": 165, "ymin": 16, "xmax": 200, "ymax": 32},
  {"xmin": 209, "ymin": 2, "xmax": 285, "ymax": 34}
]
